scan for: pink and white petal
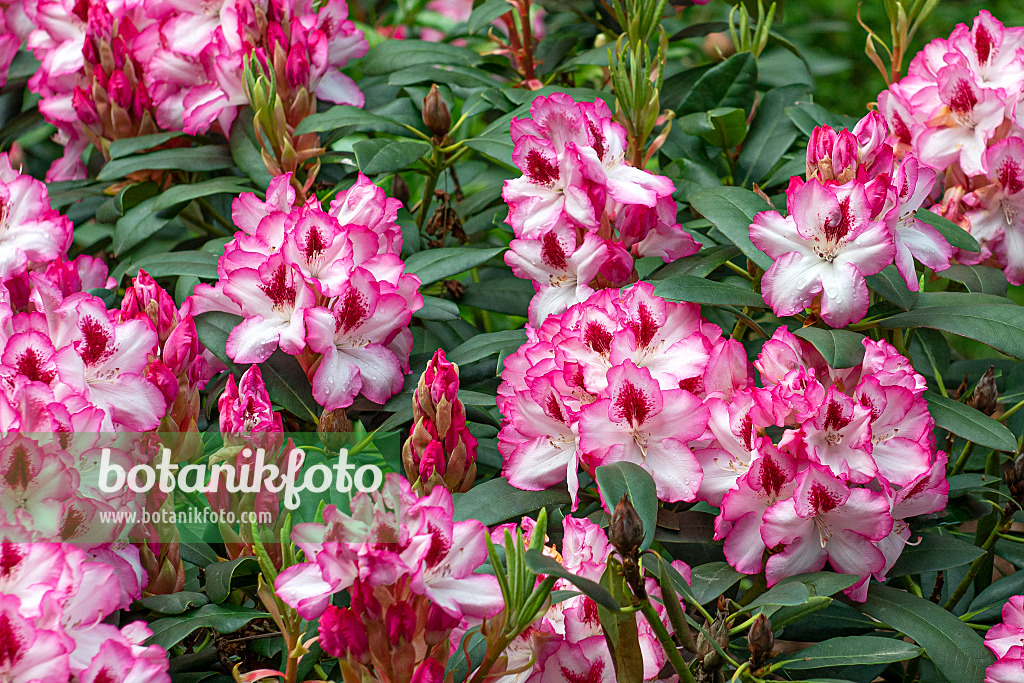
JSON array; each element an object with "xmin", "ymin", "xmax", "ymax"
[{"xmin": 760, "ymin": 252, "xmax": 826, "ymax": 317}]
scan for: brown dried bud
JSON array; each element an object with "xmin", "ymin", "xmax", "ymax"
[
  {"xmin": 609, "ymin": 494, "xmax": 645, "ymax": 558},
  {"xmin": 422, "ymin": 84, "xmax": 451, "ymax": 140},
  {"xmin": 318, "ymin": 407, "xmax": 353, "ymax": 453},
  {"xmin": 1004, "ymin": 452, "xmax": 1024, "ymax": 508},
  {"xmin": 970, "ymin": 366, "xmax": 999, "ymax": 416},
  {"xmin": 391, "ymin": 173, "xmax": 410, "ymax": 207},
  {"xmin": 747, "ymin": 613, "xmax": 774, "ymax": 670},
  {"xmin": 696, "ymin": 597, "xmax": 731, "ymax": 673}
]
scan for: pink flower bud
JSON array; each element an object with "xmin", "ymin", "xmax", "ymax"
[
  {"xmin": 319, "ymin": 605, "xmax": 369, "ymax": 662},
  {"xmin": 384, "ymin": 601, "xmax": 417, "ymax": 642},
  {"xmin": 411, "ymin": 659, "xmax": 446, "ymax": 683},
  {"xmin": 121, "ymin": 270, "xmax": 178, "ymax": 343},
  {"xmin": 146, "ymin": 360, "xmax": 179, "ymax": 407},
  {"xmin": 218, "ymin": 366, "xmax": 283, "ymax": 443}
]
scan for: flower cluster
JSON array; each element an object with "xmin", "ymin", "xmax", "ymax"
[
  {"xmin": 488, "ymin": 515, "xmax": 690, "ymax": 682},
  {"xmin": 19, "ymin": 0, "xmax": 366, "ymax": 180},
  {"xmin": 0, "ymin": 152, "xmax": 72, "ymax": 284},
  {"xmin": 274, "ymin": 474, "xmax": 499, "ymax": 680},
  {"xmin": 879, "ymin": 10, "xmax": 1024, "ymax": 285},
  {"xmin": 0, "ymin": 540, "xmax": 168, "ymax": 683},
  {"xmin": 985, "ymin": 595, "xmax": 1024, "ymax": 682},
  {"xmin": 192, "ymin": 173, "xmax": 422, "ymax": 412},
  {"xmin": 402, "ymin": 348, "xmax": 478, "ymax": 496},
  {"xmin": 498, "ymin": 284, "xmax": 947, "ymax": 599},
  {"xmin": 749, "ymin": 110, "xmax": 953, "ymax": 327},
  {"xmin": 502, "ymin": 93, "xmax": 699, "ymax": 325}
]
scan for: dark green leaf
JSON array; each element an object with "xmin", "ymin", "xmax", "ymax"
[
  {"xmin": 448, "ymin": 330, "xmax": 528, "ymax": 366},
  {"xmin": 916, "ymin": 209, "xmax": 980, "ymax": 252},
  {"xmin": 783, "ymin": 572, "xmax": 860, "ymax": 598},
  {"xmin": 113, "ymin": 195, "xmax": 181, "ymax": 256},
  {"xmin": 124, "ymin": 251, "xmax": 221, "ymax": 279},
  {"xmin": 887, "ymin": 530, "xmax": 986, "ymax": 577},
  {"xmin": 446, "ymin": 628, "xmax": 488, "ymax": 683},
  {"xmin": 414, "ymin": 295, "xmax": 461, "ymax": 321},
  {"xmin": 784, "ymin": 102, "xmax": 858, "ymax": 136},
  {"xmin": 152, "ymin": 177, "xmax": 253, "ymax": 211},
  {"xmin": 229, "ymin": 107, "xmax": 274, "ymax": 187},
  {"xmin": 866, "ymin": 265, "xmax": 918, "ymax": 311},
  {"xmin": 108, "ymin": 132, "xmax": 185, "ymax": 159},
  {"xmin": 468, "ymin": 0, "xmax": 511, "ymax": 33},
  {"xmin": 295, "ymin": 105, "xmax": 407, "ymax": 136},
  {"xmin": 452, "ymin": 478, "xmax": 569, "ymax": 525},
  {"xmin": 360, "ymin": 40, "xmax": 482, "ymax": 76},
  {"xmin": 460, "ymin": 277, "xmax": 534, "ymax": 316},
  {"xmin": 968, "ymin": 570, "xmax": 1024, "ymax": 622},
  {"xmin": 655, "ymin": 274, "xmax": 766, "ymax": 308},
  {"xmin": 389, "ymin": 65, "xmax": 498, "ymax": 89},
  {"xmin": 735, "ymin": 84, "xmax": 811, "ymax": 187},
  {"xmin": 596, "ymin": 565, "xmax": 644, "ymax": 683},
  {"xmin": 526, "ymin": 549, "xmax": 621, "ymax": 612},
  {"xmin": 98, "ymin": 146, "xmax": 234, "ymax": 181},
  {"xmin": 688, "ymin": 186, "xmax": 773, "ymax": 269},
  {"xmin": 925, "ymin": 391, "xmax": 1018, "ymax": 452},
  {"xmin": 650, "ymin": 245, "xmax": 739, "ymax": 280},
  {"xmin": 878, "ymin": 304, "xmax": 1024, "ymax": 361},
  {"xmin": 858, "ymin": 584, "xmax": 993, "ymax": 681},
  {"xmin": 749, "ymin": 581, "xmax": 810, "ymax": 608},
  {"xmin": 463, "ymin": 136, "xmax": 514, "ymax": 168},
  {"xmin": 353, "ymin": 139, "xmax": 430, "ymax": 175},
  {"xmin": 204, "ymin": 557, "xmax": 260, "ymax": 604},
  {"xmin": 655, "ymin": 555, "xmax": 691, "ymax": 638},
  {"xmin": 146, "ymin": 604, "xmax": 269, "ymax": 649},
  {"xmin": 689, "ymin": 562, "xmax": 743, "ymax": 604},
  {"xmin": 678, "ymin": 107, "xmax": 748, "ymax": 148},
  {"xmin": 676, "ymin": 53, "xmax": 758, "ymax": 116},
  {"xmin": 594, "ymin": 462, "xmax": 659, "ymax": 551},
  {"xmin": 405, "ymin": 246, "xmax": 505, "ymax": 285},
  {"xmin": 134, "ymin": 591, "xmax": 209, "ymax": 615},
  {"xmin": 941, "ymin": 264, "xmax": 1009, "ymax": 296},
  {"xmin": 794, "ymin": 328, "xmax": 866, "ymax": 369},
  {"xmin": 778, "ymin": 636, "xmax": 923, "ymax": 670}
]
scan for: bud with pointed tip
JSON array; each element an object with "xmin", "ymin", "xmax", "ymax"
[
  {"xmin": 747, "ymin": 613, "xmax": 774, "ymax": 669},
  {"xmin": 970, "ymin": 366, "xmax": 999, "ymax": 416},
  {"xmin": 609, "ymin": 494, "xmax": 644, "ymax": 558},
  {"xmin": 422, "ymin": 84, "xmax": 451, "ymax": 140}
]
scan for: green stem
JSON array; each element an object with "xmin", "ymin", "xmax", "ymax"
[
  {"xmin": 944, "ymin": 505, "xmax": 1011, "ymax": 611},
  {"xmin": 639, "ymin": 601, "xmax": 697, "ymax": 683},
  {"xmin": 949, "ymin": 441, "xmax": 975, "ymax": 477},
  {"xmin": 417, "ymin": 153, "xmax": 441, "ymax": 230},
  {"xmin": 723, "ymin": 260, "xmax": 754, "ymax": 280},
  {"xmin": 998, "ymin": 398, "xmax": 1024, "ymax": 423}
]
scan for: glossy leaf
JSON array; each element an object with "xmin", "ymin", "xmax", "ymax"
[
  {"xmin": 147, "ymin": 604, "xmax": 269, "ymax": 649},
  {"xmin": 353, "ymin": 139, "xmax": 430, "ymax": 175},
  {"xmin": 735, "ymin": 84, "xmax": 811, "ymax": 187},
  {"xmin": 688, "ymin": 186, "xmax": 773, "ymax": 269},
  {"xmin": 594, "ymin": 462, "xmax": 659, "ymax": 550},
  {"xmin": 916, "ymin": 209, "xmax": 981, "ymax": 252},
  {"xmin": 887, "ymin": 530, "xmax": 986, "ymax": 577},
  {"xmin": 452, "ymin": 478, "xmax": 569, "ymax": 525},
  {"xmin": 655, "ymin": 274, "xmax": 766, "ymax": 308},
  {"xmin": 525, "ymin": 549, "xmax": 621, "ymax": 612},
  {"xmin": 794, "ymin": 327, "xmax": 866, "ymax": 369},
  {"xmin": 778, "ymin": 636, "xmax": 923, "ymax": 670},
  {"xmin": 878, "ymin": 304, "xmax": 1024, "ymax": 361},
  {"xmin": 925, "ymin": 391, "xmax": 1018, "ymax": 452},
  {"xmin": 405, "ymin": 246, "xmax": 505, "ymax": 285}
]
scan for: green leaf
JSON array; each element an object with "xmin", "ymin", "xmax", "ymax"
[
  {"xmin": 108, "ymin": 132, "xmax": 185, "ymax": 159},
  {"xmin": 777, "ymin": 636, "xmax": 923, "ymax": 670},
  {"xmin": 968, "ymin": 570, "xmax": 1024, "ymax": 622},
  {"xmin": 448, "ymin": 330, "xmax": 528, "ymax": 366},
  {"xmin": 678, "ymin": 107, "xmax": 748, "ymax": 149},
  {"xmin": 877, "ymin": 304, "xmax": 1024, "ymax": 360},
  {"xmin": 229, "ymin": 107, "xmax": 274, "ymax": 187},
  {"xmin": 463, "ymin": 136, "xmax": 514, "ymax": 168},
  {"xmin": 941, "ymin": 264, "xmax": 1009, "ymax": 296},
  {"xmin": 134, "ymin": 591, "xmax": 209, "ymax": 615},
  {"xmin": 651, "ymin": 245, "xmax": 740, "ymax": 280},
  {"xmin": 655, "ymin": 274, "xmax": 766, "ymax": 308},
  {"xmin": 783, "ymin": 572, "xmax": 860, "ymax": 598},
  {"xmin": 96, "ymin": 182, "xmax": 160, "ymax": 223},
  {"xmin": 525, "ymin": 549, "xmax": 621, "ymax": 612},
  {"xmin": 152, "ymin": 177, "xmax": 253, "ymax": 211},
  {"xmin": 735, "ymin": 84, "xmax": 811, "ymax": 187},
  {"xmin": 655, "ymin": 555, "xmax": 692, "ymax": 638},
  {"xmin": 194, "ymin": 312, "xmax": 320, "ymax": 421},
  {"xmin": 468, "ymin": 0, "xmax": 511, "ymax": 33},
  {"xmin": 596, "ymin": 565, "xmax": 644, "ymax": 683},
  {"xmin": 676, "ymin": 52, "xmax": 758, "ymax": 116},
  {"xmin": 295, "ymin": 105, "xmax": 407, "ymax": 136},
  {"xmin": 146, "ymin": 604, "xmax": 269, "ymax": 649},
  {"xmin": 594, "ymin": 462, "xmax": 659, "ymax": 551},
  {"xmin": 204, "ymin": 557, "xmax": 260, "ymax": 604},
  {"xmin": 460, "ymin": 277, "xmax": 534, "ymax": 316},
  {"xmin": 916, "ymin": 209, "xmax": 981, "ymax": 252},
  {"xmin": 866, "ymin": 265, "xmax": 918, "ymax": 311},
  {"xmin": 124, "ymin": 251, "xmax": 221, "ymax": 279},
  {"xmin": 925, "ymin": 391, "xmax": 1018, "ymax": 452},
  {"xmin": 405, "ymin": 246, "xmax": 505, "ymax": 285},
  {"xmin": 389, "ymin": 65, "xmax": 498, "ymax": 89},
  {"xmin": 688, "ymin": 186, "xmax": 773, "ymax": 269},
  {"xmin": 452, "ymin": 478, "xmax": 569, "ymax": 525},
  {"xmin": 748, "ymin": 581, "xmax": 810, "ymax": 609},
  {"xmin": 359, "ymin": 40, "xmax": 482, "ymax": 76},
  {"xmin": 858, "ymin": 584, "xmax": 994, "ymax": 681},
  {"xmin": 414, "ymin": 295, "xmax": 461, "ymax": 321},
  {"xmin": 113, "ymin": 195, "xmax": 181, "ymax": 256},
  {"xmin": 794, "ymin": 328, "xmax": 866, "ymax": 369},
  {"xmin": 784, "ymin": 102, "xmax": 858, "ymax": 137},
  {"xmin": 689, "ymin": 562, "xmax": 743, "ymax": 604},
  {"xmin": 98, "ymin": 146, "xmax": 235, "ymax": 181},
  {"xmin": 353, "ymin": 139, "xmax": 430, "ymax": 175},
  {"xmin": 887, "ymin": 530, "xmax": 986, "ymax": 577}
]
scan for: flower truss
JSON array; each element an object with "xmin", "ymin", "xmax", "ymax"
[
  {"xmin": 878, "ymin": 10, "xmax": 1024, "ymax": 285},
  {"xmin": 191, "ymin": 172, "xmax": 422, "ymax": 411},
  {"xmin": 274, "ymin": 473, "xmax": 500, "ymax": 680},
  {"xmin": 750, "ymin": 110, "xmax": 956, "ymax": 327},
  {"xmin": 502, "ymin": 93, "xmax": 700, "ymax": 325},
  {"xmin": 0, "ymin": 541, "xmax": 168, "ymax": 683},
  {"xmin": 498, "ymin": 283, "xmax": 947, "ymax": 600},
  {"xmin": 985, "ymin": 595, "xmax": 1024, "ymax": 682},
  {"xmin": 20, "ymin": 0, "xmax": 367, "ymax": 179}
]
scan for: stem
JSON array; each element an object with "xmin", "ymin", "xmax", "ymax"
[
  {"xmin": 730, "ymin": 661, "xmax": 750, "ymax": 683},
  {"xmin": 639, "ymin": 601, "xmax": 697, "ymax": 683},
  {"xmin": 998, "ymin": 398, "xmax": 1024, "ymax": 423},
  {"xmin": 723, "ymin": 260, "xmax": 754, "ymax": 280},
  {"xmin": 417, "ymin": 151, "xmax": 441, "ymax": 230},
  {"xmin": 944, "ymin": 505, "xmax": 1012, "ymax": 611},
  {"xmin": 469, "ymin": 635, "xmax": 512, "ymax": 683},
  {"xmin": 949, "ymin": 441, "xmax": 975, "ymax": 477}
]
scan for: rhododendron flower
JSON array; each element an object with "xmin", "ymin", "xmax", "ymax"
[
  {"xmin": 964, "ymin": 136, "xmax": 1024, "ymax": 284},
  {"xmin": 761, "ymin": 464, "xmax": 893, "ymax": 600},
  {"xmin": 750, "ymin": 178, "xmax": 895, "ymax": 327},
  {"xmin": 219, "ymin": 365, "xmax": 284, "ymax": 443},
  {"xmin": 0, "ymin": 153, "xmax": 73, "ymax": 281},
  {"xmin": 884, "ymin": 155, "xmax": 952, "ymax": 288},
  {"xmin": 985, "ymin": 595, "xmax": 1024, "ymax": 682}
]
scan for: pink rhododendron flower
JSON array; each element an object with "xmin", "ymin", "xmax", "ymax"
[
  {"xmin": 883, "ymin": 155, "xmax": 952, "ymax": 288},
  {"xmin": 964, "ymin": 137, "xmax": 1024, "ymax": 284},
  {"xmin": 0, "ymin": 153, "xmax": 72, "ymax": 282},
  {"xmin": 750, "ymin": 178, "xmax": 895, "ymax": 327},
  {"xmin": 985, "ymin": 595, "xmax": 1024, "ymax": 682},
  {"xmin": 218, "ymin": 364, "xmax": 284, "ymax": 444}
]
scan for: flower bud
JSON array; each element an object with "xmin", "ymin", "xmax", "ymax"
[
  {"xmin": 609, "ymin": 494, "xmax": 644, "ymax": 558},
  {"xmin": 422, "ymin": 84, "xmax": 451, "ymax": 140},
  {"xmin": 970, "ymin": 366, "xmax": 999, "ymax": 416},
  {"xmin": 319, "ymin": 605, "xmax": 370, "ymax": 664},
  {"xmin": 747, "ymin": 613, "xmax": 774, "ymax": 669},
  {"xmin": 1004, "ymin": 452, "xmax": 1024, "ymax": 509},
  {"xmin": 392, "ymin": 174, "xmax": 410, "ymax": 207},
  {"xmin": 219, "ymin": 366, "xmax": 284, "ymax": 448},
  {"xmin": 385, "ymin": 601, "xmax": 417, "ymax": 643},
  {"xmin": 318, "ymin": 407, "xmax": 353, "ymax": 453}
]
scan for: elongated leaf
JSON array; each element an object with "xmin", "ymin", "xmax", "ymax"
[
  {"xmin": 778, "ymin": 636, "xmax": 922, "ymax": 670},
  {"xmin": 655, "ymin": 274, "xmax": 766, "ymax": 308},
  {"xmin": 689, "ymin": 562, "xmax": 743, "ymax": 604},
  {"xmin": 134, "ymin": 591, "xmax": 209, "ymax": 615},
  {"xmin": 525, "ymin": 549, "xmax": 621, "ymax": 612},
  {"xmin": 460, "ymin": 277, "xmax": 534, "ymax": 316},
  {"xmin": 113, "ymin": 196, "xmax": 181, "ymax": 256},
  {"xmin": 152, "ymin": 177, "xmax": 253, "ymax": 211},
  {"xmin": 414, "ymin": 295, "xmax": 461, "ymax": 321},
  {"xmin": 229, "ymin": 107, "xmax": 274, "ymax": 186},
  {"xmin": 389, "ymin": 65, "xmax": 498, "ymax": 89},
  {"xmin": 676, "ymin": 52, "xmax": 758, "ymax": 116},
  {"xmin": 866, "ymin": 265, "xmax": 918, "ymax": 311},
  {"xmin": 452, "ymin": 478, "xmax": 569, "ymax": 525},
  {"xmin": 794, "ymin": 327, "xmax": 866, "ymax": 369},
  {"xmin": 688, "ymin": 186, "xmax": 773, "ymax": 269},
  {"xmin": 98, "ymin": 146, "xmax": 234, "ymax": 180},
  {"xmin": 784, "ymin": 102, "xmax": 858, "ymax": 136},
  {"xmin": 204, "ymin": 557, "xmax": 260, "ymax": 604},
  {"xmin": 651, "ymin": 245, "xmax": 740, "ymax": 280},
  {"xmin": 878, "ymin": 304, "xmax": 1024, "ymax": 360},
  {"xmin": 596, "ymin": 565, "xmax": 644, "ymax": 683},
  {"xmin": 468, "ymin": 0, "xmax": 511, "ymax": 33},
  {"xmin": 858, "ymin": 585, "xmax": 993, "ymax": 681},
  {"xmin": 887, "ymin": 530, "xmax": 986, "ymax": 577},
  {"xmin": 353, "ymin": 139, "xmax": 430, "ymax": 175},
  {"xmin": 595, "ymin": 462, "xmax": 659, "ymax": 550},
  {"xmin": 463, "ymin": 136, "xmax": 514, "ymax": 167},
  {"xmin": 108, "ymin": 132, "xmax": 185, "ymax": 159},
  {"xmin": 941, "ymin": 264, "xmax": 1008, "ymax": 296},
  {"xmin": 917, "ymin": 209, "xmax": 981, "ymax": 252},
  {"xmin": 655, "ymin": 555, "xmax": 691, "ymax": 639},
  {"xmin": 295, "ymin": 105, "xmax": 406, "ymax": 136},
  {"xmin": 147, "ymin": 604, "xmax": 269, "ymax": 649},
  {"xmin": 405, "ymin": 246, "xmax": 505, "ymax": 285},
  {"xmin": 925, "ymin": 391, "xmax": 1018, "ymax": 452},
  {"xmin": 360, "ymin": 40, "xmax": 482, "ymax": 76},
  {"xmin": 968, "ymin": 570, "xmax": 1024, "ymax": 622},
  {"xmin": 448, "ymin": 330, "xmax": 528, "ymax": 366},
  {"xmin": 124, "ymin": 251, "xmax": 220, "ymax": 279},
  {"xmin": 735, "ymin": 84, "xmax": 811, "ymax": 187}
]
